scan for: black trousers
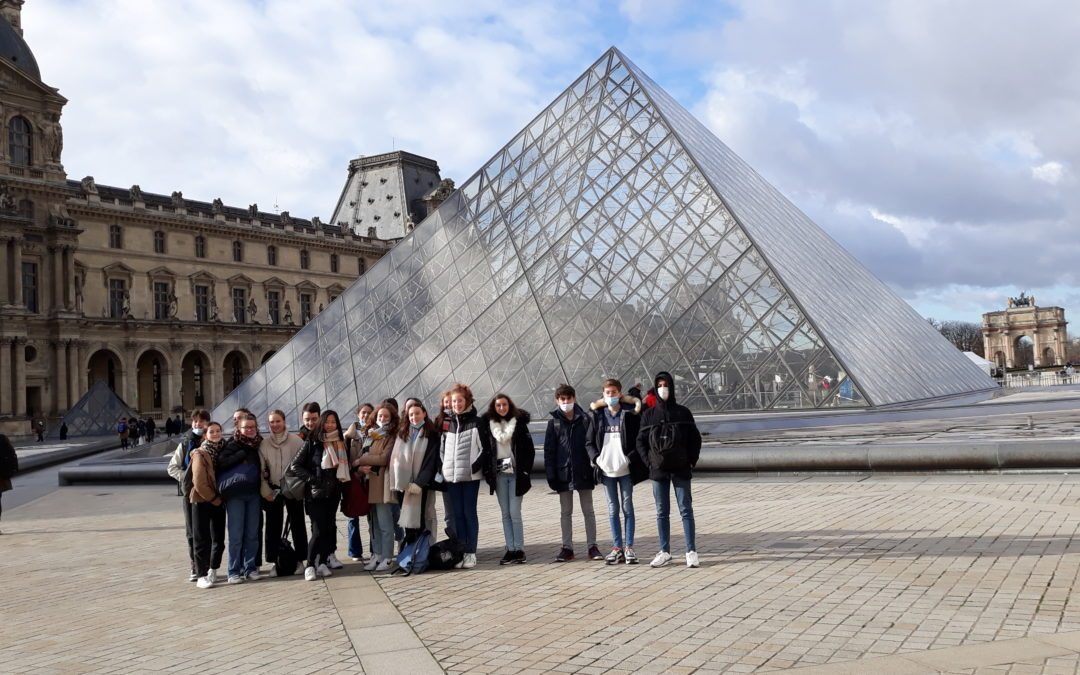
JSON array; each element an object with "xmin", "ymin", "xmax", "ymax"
[
  {"xmin": 264, "ymin": 496, "xmax": 308, "ymax": 565},
  {"xmin": 305, "ymin": 497, "xmax": 337, "ymax": 568},
  {"xmin": 182, "ymin": 496, "xmax": 195, "ymax": 571},
  {"xmin": 191, "ymin": 501, "xmax": 226, "ymax": 576}
]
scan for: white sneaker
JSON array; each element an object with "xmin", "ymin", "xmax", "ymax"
[
  {"xmin": 453, "ymin": 559, "xmax": 464, "ymax": 569},
  {"xmin": 246, "ymin": 570, "xmax": 261, "ymax": 581},
  {"xmin": 317, "ymin": 563, "xmax": 332, "ymax": 577},
  {"xmin": 196, "ymin": 576, "xmax": 214, "ymax": 589},
  {"xmin": 327, "ymin": 553, "xmax": 344, "ymax": 570},
  {"xmin": 650, "ymin": 551, "xmax": 673, "ymax": 568},
  {"xmin": 686, "ymin": 551, "xmax": 700, "ymax": 568},
  {"xmin": 304, "ymin": 566, "xmax": 317, "ymax": 581},
  {"xmin": 227, "ymin": 575, "xmax": 244, "ymax": 584},
  {"xmin": 363, "ymin": 557, "xmax": 380, "ymax": 572},
  {"xmin": 374, "ymin": 559, "xmax": 391, "ymax": 572},
  {"xmin": 462, "ymin": 553, "xmax": 477, "ymax": 569},
  {"xmin": 268, "ymin": 568, "xmax": 278, "ymax": 578},
  {"xmin": 208, "ymin": 569, "xmax": 219, "ymax": 584}
]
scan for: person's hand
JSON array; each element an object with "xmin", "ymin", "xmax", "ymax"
[
  {"xmin": 407, "ymin": 483, "xmax": 422, "ymax": 495},
  {"xmin": 359, "ymin": 465, "xmax": 372, "ymax": 475},
  {"xmin": 471, "ymin": 459, "xmax": 483, "ymax": 474}
]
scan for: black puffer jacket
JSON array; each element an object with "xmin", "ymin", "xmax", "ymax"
[
  {"xmin": 289, "ymin": 437, "xmax": 342, "ymax": 501},
  {"xmin": 482, "ymin": 410, "xmax": 535, "ymax": 497},
  {"xmin": 636, "ymin": 371, "xmax": 702, "ymax": 481},
  {"xmin": 544, "ymin": 405, "xmax": 594, "ymax": 492}
]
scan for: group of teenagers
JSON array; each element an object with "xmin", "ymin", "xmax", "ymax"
[{"xmin": 167, "ymin": 370, "xmax": 704, "ymax": 588}]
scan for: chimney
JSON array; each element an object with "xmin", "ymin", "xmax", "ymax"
[{"xmin": 0, "ymin": 0, "xmax": 23, "ymax": 35}]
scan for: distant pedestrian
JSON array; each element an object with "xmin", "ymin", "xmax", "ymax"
[
  {"xmin": 59, "ymin": 422, "xmax": 68, "ymax": 440},
  {"xmin": 34, "ymin": 418, "xmax": 45, "ymax": 442},
  {"xmin": 145, "ymin": 417, "xmax": 156, "ymax": 443},
  {"xmin": 117, "ymin": 417, "xmax": 129, "ymax": 449},
  {"xmin": 0, "ymin": 433, "xmax": 16, "ymax": 535}
]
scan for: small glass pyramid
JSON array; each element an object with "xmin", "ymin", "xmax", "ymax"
[{"xmin": 58, "ymin": 380, "xmax": 137, "ymax": 438}]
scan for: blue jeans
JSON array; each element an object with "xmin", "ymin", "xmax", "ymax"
[
  {"xmin": 652, "ymin": 477, "xmax": 695, "ymax": 553},
  {"xmin": 225, "ymin": 492, "xmax": 261, "ymax": 577},
  {"xmin": 371, "ymin": 504, "xmax": 395, "ymax": 560},
  {"xmin": 447, "ymin": 480, "xmax": 480, "ymax": 553},
  {"xmin": 347, "ymin": 517, "xmax": 364, "ymax": 558},
  {"xmin": 603, "ymin": 474, "xmax": 635, "ymax": 548},
  {"xmin": 495, "ymin": 473, "xmax": 524, "ymax": 551}
]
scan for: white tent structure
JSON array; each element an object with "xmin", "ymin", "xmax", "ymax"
[{"xmin": 963, "ymin": 351, "xmax": 995, "ymax": 377}]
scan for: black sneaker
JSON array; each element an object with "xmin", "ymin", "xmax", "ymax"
[
  {"xmin": 555, "ymin": 547, "xmax": 575, "ymax": 562},
  {"xmin": 588, "ymin": 545, "xmax": 604, "ymax": 561},
  {"xmin": 499, "ymin": 550, "xmax": 515, "ymax": 565},
  {"xmin": 514, "ymin": 549, "xmax": 527, "ymax": 564},
  {"xmin": 604, "ymin": 547, "xmax": 625, "ymax": 565}
]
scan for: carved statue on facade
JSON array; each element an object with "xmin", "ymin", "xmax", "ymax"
[
  {"xmin": 209, "ymin": 295, "xmax": 220, "ymax": 321},
  {"xmin": 311, "ymin": 216, "xmax": 322, "ymax": 228},
  {"xmin": 121, "ymin": 290, "xmax": 132, "ymax": 318},
  {"xmin": 80, "ymin": 175, "xmax": 98, "ymax": 195},
  {"xmin": 75, "ymin": 274, "xmax": 84, "ymax": 313},
  {"xmin": 212, "ymin": 198, "xmax": 224, "ymax": 214},
  {"xmin": 280, "ymin": 211, "xmax": 292, "ymax": 226},
  {"xmin": 43, "ymin": 114, "xmax": 63, "ymax": 163},
  {"xmin": 1008, "ymin": 292, "xmax": 1035, "ymax": 308},
  {"xmin": 168, "ymin": 291, "xmax": 179, "ymax": 319},
  {"xmin": 129, "ymin": 184, "xmax": 143, "ymax": 201},
  {"xmin": 247, "ymin": 297, "xmax": 258, "ymax": 323},
  {"xmin": 0, "ymin": 181, "xmax": 16, "ymax": 211},
  {"xmin": 283, "ymin": 300, "xmax": 294, "ymax": 325},
  {"xmin": 171, "ymin": 191, "xmax": 184, "ymax": 209},
  {"xmin": 248, "ymin": 203, "xmax": 258, "ymax": 218}
]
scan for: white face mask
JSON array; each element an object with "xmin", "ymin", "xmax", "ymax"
[
  {"xmin": 657, "ymin": 386, "xmax": 670, "ymax": 401},
  {"xmin": 192, "ymin": 427, "xmax": 204, "ymax": 436},
  {"xmin": 559, "ymin": 402, "xmax": 574, "ymax": 413}
]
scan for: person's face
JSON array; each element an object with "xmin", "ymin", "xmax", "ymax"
[
  {"xmin": 358, "ymin": 407, "xmax": 372, "ymax": 426},
  {"xmin": 239, "ymin": 418, "xmax": 257, "ymax": 438},
  {"xmin": 232, "ymin": 411, "xmax": 242, "ymax": 426},
  {"xmin": 656, "ymin": 379, "xmax": 670, "ymax": 389},
  {"xmin": 302, "ymin": 411, "xmax": 319, "ymax": 430},
  {"xmin": 191, "ymin": 417, "xmax": 208, "ymax": 431},
  {"xmin": 451, "ymin": 393, "xmax": 468, "ymax": 414},
  {"xmin": 268, "ymin": 414, "xmax": 285, "ymax": 434},
  {"xmin": 323, "ymin": 415, "xmax": 338, "ymax": 432},
  {"xmin": 556, "ymin": 394, "xmax": 575, "ymax": 406},
  {"xmin": 602, "ymin": 385, "xmax": 621, "ymax": 399},
  {"xmin": 206, "ymin": 425, "xmax": 222, "ymax": 442},
  {"xmin": 408, "ymin": 406, "xmax": 426, "ymax": 426},
  {"xmin": 494, "ymin": 398, "xmax": 510, "ymax": 417},
  {"xmin": 442, "ymin": 395, "xmax": 451, "ymax": 409},
  {"xmin": 376, "ymin": 409, "xmax": 392, "ymax": 427}
]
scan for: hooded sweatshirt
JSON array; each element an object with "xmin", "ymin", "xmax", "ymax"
[{"xmin": 636, "ymin": 371, "xmax": 702, "ymax": 481}]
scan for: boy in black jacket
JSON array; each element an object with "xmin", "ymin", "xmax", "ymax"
[
  {"xmin": 544, "ymin": 384, "xmax": 601, "ymax": 562},
  {"xmin": 636, "ymin": 371, "xmax": 702, "ymax": 568}
]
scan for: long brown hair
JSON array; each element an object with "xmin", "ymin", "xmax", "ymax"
[
  {"xmin": 371, "ymin": 405, "xmax": 399, "ymax": 436},
  {"xmin": 397, "ymin": 402, "xmax": 436, "ymax": 440}
]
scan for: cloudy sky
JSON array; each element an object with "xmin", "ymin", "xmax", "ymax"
[{"xmin": 28, "ymin": 0, "xmax": 1080, "ymax": 322}]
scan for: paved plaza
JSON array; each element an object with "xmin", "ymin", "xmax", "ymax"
[{"xmin": 6, "ymin": 475, "xmax": 1080, "ymax": 673}]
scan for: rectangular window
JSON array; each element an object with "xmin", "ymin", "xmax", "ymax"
[
  {"xmin": 267, "ymin": 290, "xmax": 280, "ymax": 324},
  {"xmin": 109, "ymin": 225, "xmax": 123, "ymax": 249},
  {"xmin": 300, "ymin": 292, "xmax": 313, "ymax": 324},
  {"xmin": 232, "ymin": 241, "xmax": 243, "ymax": 262},
  {"xmin": 194, "ymin": 285, "xmax": 209, "ymax": 322},
  {"xmin": 154, "ymin": 231, "xmax": 166, "ymax": 254},
  {"xmin": 300, "ymin": 250, "xmax": 310, "ymax": 270},
  {"xmin": 108, "ymin": 278, "xmax": 126, "ymax": 318},
  {"xmin": 21, "ymin": 261, "xmax": 38, "ymax": 313},
  {"xmin": 195, "ymin": 236, "xmax": 206, "ymax": 258},
  {"xmin": 358, "ymin": 257, "xmax": 366, "ymax": 275},
  {"xmin": 153, "ymin": 281, "xmax": 170, "ymax": 320},
  {"xmin": 267, "ymin": 246, "xmax": 277, "ymax": 266},
  {"xmin": 330, "ymin": 253, "xmax": 339, "ymax": 273},
  {"xmin": 232, "ymin": 287, "xmax": 247, "ymax": 323}
]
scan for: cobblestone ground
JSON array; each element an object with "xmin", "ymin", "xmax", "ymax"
[{"xmin": 6, "ymin": 475, "xmax": 1080, "ymax": 673}]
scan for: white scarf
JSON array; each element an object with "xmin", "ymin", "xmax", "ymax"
[{"xmin": 489, "ymin": 417, "xmax": 517, "ymax": 444}]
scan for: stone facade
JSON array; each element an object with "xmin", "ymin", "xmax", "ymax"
[
  {"xmin": 0, "ymin": 5, "xmax": 440, "ymax": 437},
  {"xmin": 982, "ymin": 300, "xmax": 1068, "ymax": 370}
]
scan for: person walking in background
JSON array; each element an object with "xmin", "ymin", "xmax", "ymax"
[
  {"xmin": 260, "ymin": 409, "xmax": 307, "ymax": 577},
  {"xmin": 189, "ymin": 422, "xmax": 227, "ymax": 589},
  {"xmin": 217, "ymin": 413, "xmax": 264, "ymax": 583},
  {"xmin": 33, "ymin": 418, "xmax": 45, "ymax": 443},
  {"xmin": 117, "ymin": 417, "xmax": 129, "ymax": 449},
  {"xmin": 545, "ymin": 384, "xmax": 601, "ymax": 563},
  {"xmin": 59, "ymin": 422, "xmax": 68, "ymax": 440},
  {"xmin": 586, "ymin": 379, "xmax": 645, "ymax": 565},
  {"xmin": 637, "ymin": 371, "xmax": 703, "ymax": 569},
  {"xmin": 440, "ymin": 384, "xmax": 490, "ymax": 569},
  {"xmin": 0, "ymin": 433, "xmax": 16, "ymax": 535},
  {"xmin": 291, "ymin": 410, "xmax": 349, "ymax": 580},
  {"xmin": 355, "ymin": 405, "xmax": 399, "ymax": 572},
  {"xmin": 344, "ymin": 403, "xmax": 375, "ymax": 561},
  {"xmin": 482, "ymin": 394, "xmax": 535, "ymax": 565},
  {"xmin": 166, "ymin": 409, "xmax": 211, "ymax": 582}
]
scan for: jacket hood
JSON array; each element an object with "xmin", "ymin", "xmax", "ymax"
[
  {"xmin": 483, "ymin": 409, "xmax": 532, "ymax": 425},
  {"xmin": 654, "ymin": 371, "xmax": 677, "ymax": 406},
  {"xmin": 589, "ymin": 395, "xmax": 642, "ymax": 414}
]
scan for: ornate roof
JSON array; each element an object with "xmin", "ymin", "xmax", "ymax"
[{"xmin": 0, "ymin": 15, "xmax": 38, "ymax": 80}]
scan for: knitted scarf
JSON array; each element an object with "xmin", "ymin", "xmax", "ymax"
[
  {"xmin": 200, "ymin": 438, "xmax": 224, "ymax": 457},
  {"xmin": 233, "ymin": 428, "xmax": 263, "ymax": 448}
]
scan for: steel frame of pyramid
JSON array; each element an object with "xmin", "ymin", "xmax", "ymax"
[{"xmin": 212, "ymin": 48, "xmax": 994, "ymax": 427}]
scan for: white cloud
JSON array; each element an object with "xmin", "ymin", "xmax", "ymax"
[{"xmin": 1032, "ymin": 161, "xmax": 1066, "ymax": 185}]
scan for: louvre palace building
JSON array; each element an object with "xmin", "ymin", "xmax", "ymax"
[{"xmin": 0, "ymin": 1, "xmax": 453, "ymax": 437}]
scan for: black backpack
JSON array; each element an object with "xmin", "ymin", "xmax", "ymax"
[
  {"xmin": 275, "ymin": 521, "xmax": 299, "ymax": 577},
  {"xmin": 648, "ymin": 421, "xmax": 689, "ymax": 472},
  {"xmin": 428, "ymin": 537, "xmax": 465, "ymax": 570}
]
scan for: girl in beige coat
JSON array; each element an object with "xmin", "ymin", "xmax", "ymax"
[{"xmin": 354, "ymin": 405, "xmax": 398, "ymax": 572}]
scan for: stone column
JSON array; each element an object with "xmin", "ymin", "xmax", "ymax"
[
  {"xmin": 14, "ymin": 337, "xmax": 27, "ymax": 416},
  {"xmin": 0, "ymin": 237, "xmax": 10, "ymax": 305},
  {"xmin": 168, "ymin": 352, "xmax": 183, "ymax": 415},
  {"xmin": 12, "ymin": 239, "xmax": 23, "ymax": 306},
  {"xmin": 62, "ymin": 246, "xmax": 74, "ymax": 309},
  {"xmin": 52, "ymin": 246, "xmax": 64, "ymax": 312},
  {"xmin": 67, "ymin": 340, "xmax": 79, "ymax": 407},
  {"xmin": 76, "ymin": 341, "xmax": 88, "ymax": 398},
  {"xmin": 54, "ymin": 339, "xmax": 68, "ymax": 412},
  {"xmin": 1003, "ymin": 331, "xmax": 1013, "ymax": 368},
  {"xmin": 121, "ymin": 347, "xmax": 137, "ymax": 411},
  {"xmin": 208, "ymin": 367, "xmax": 222, "ymax": 409},
  {"xmin": 0, "ymin": 337, "xmax": 11, "ymax": 415},
  {"xmin": 1032, "ymin": 332, "xmax": 1042, "ymax": 368}
]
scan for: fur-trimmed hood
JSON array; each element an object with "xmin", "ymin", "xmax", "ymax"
[{"xmin": 589, "ymin": 394, "xmax": 642, "ymax": 414}]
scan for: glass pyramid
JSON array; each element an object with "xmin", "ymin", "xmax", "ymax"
[
  {"xmin": 58, "ymin": 380, "xmax": 137, "ymax": 438},
  {"xmin": 212, "ymin": 48, "xmax": 994, "ymax": 426}
]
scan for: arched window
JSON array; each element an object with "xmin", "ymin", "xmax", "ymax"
[
  {"xmin": 300, "ymin": 249, "xmax": 310, "ymax": 270},
  {"xmin": 8, "ymin": 116, "xmax": 32, "ymax": 166},
  {"xmin": 330, "ymin": 253, "xmax": 339, "ymax": 273},
  {"xmin": 267, "ymin": 245, "xmax": 277, "ymax": 266},
  {"xmin": 232, "ymin": 240, "xmax": 243, "ymax": 262},
  {"xmin": 109, "ymin": 224, "xmax": 123, "ymax": 249},
  {"xmin": 195, "ymin": 235, "xmax": 206, "ymax": 258}
]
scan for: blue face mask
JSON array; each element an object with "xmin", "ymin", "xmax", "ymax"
[
  {"xmin": 410, "ymin": 422, "xmax": 424, "ymax": 430},
  {"xmin": 192, "ymin": 427, "xmax": 204, "ymax": 436},
  {"xmin": 605, "ymin": 396, "xmax": 620, "ymax": 408}
]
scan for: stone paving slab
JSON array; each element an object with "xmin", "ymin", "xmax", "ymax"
[{"xmin": 7, "ymin": 476, "xmax": 1080, "ymax": 672}]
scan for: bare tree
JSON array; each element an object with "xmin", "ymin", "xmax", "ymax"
[{"xmin": 930, "ymin": 319, "xmax": 985, "ymax": 356}]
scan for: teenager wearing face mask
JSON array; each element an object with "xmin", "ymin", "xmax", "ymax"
[
  {"xmin": 260, "ymin": 409, "xmax": 307, "ymax": 576},
  {"xmin": 544, "ymin": 384, "xmax": 601, "ymax": 562},
  {"xmin": 189, "ymin": 422, "xmax": 227, "ymax": 588},
  {"xmin": 354, "ymin": 405, "xmax": 399, "ymax": 572},
  {"xmin": 585, "ymin": 379, "xmax": 646, "ymax": 565},
  {"xmin": 482, "ymin": 394, "xmax": 535, "ymax": 564},
  {"xmin": 343, "ymin": 403, "xmax": 374, "ymax": 561},
  {"xmin": 637, "ymin": 371, "xmax": 703, "ymax": 568},
  {"xmin": 390, "ymin": 402, "xmax": 440, "ymax": 542},
  {"xmin": 290, "ymin": 410, "xmax": 350, "ymax": 580},
  {"xmin": 440, "ymin": 384, "xmax": 490, "ymax": 569},
  {"xmin": 432, "ymin": 391, "xmax": 456, "ymax": 541},
  {"xmin": 216, "ymin": 413, "xmax": 265, "ymax": 583},
  {"xmin": 167, "ymin": 408, "xmax": 212, "ymax": 583}
]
